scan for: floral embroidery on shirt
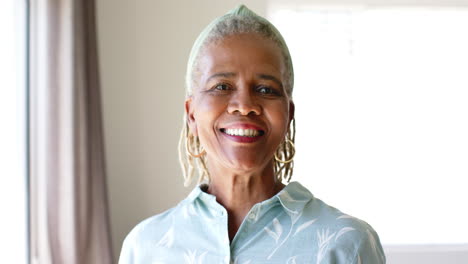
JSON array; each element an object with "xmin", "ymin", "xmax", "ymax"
[
  {"xmin": 287, "ymin": 255, "xmax": 298, "ymax": 264},
  {"xmin": 294, "ymin": 219, "xmax": 317, "ymax": 236},
  {"xmin": 264, "ymin": 218, "xmax": 282, "ymax": 244},
  {"xmin": 267, "ymin": 210, "xmax": 316, "ymax": 260},
  {"xmin": 182, "ymin": 204, "xmax": 197, "ymax": 219},
  {"xmin": 335, "ymin": 227, "xmax": 355, "ymax": 241},
  {"xmin": 316, "ymin": 228, "xmax": 336, "ymax": 263},
  {"xmin": 183, "ymin": 250, "xmax": 207, "ymax": 264},
  {"xmin": 155, "ymin": 226, "xmax": 174, "ymax": 248}
]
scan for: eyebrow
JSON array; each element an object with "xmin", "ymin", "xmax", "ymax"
[
  {"xmin": 257, "ymin": 74, "xmax": 283, "ymax": 89},
  {"xmin": 207, "ymin": 72, "xmax": 236, "ymax": 82},
  {"xmin": 206, "ymin": 72, "xmax": 283, "ymax": 88}
]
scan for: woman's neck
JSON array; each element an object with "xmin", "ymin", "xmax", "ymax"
[{"xmin": 206, "ymin": 163, "xmax": 285, "ymax": 242}]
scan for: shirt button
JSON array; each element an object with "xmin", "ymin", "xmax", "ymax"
[{"xmin": 248, "ymin": 212, "xmax": 256, "ymax": 220}]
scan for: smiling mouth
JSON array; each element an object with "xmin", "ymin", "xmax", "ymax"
[{"xmin": 220, "ymin": 128, "xmax": 265, "ymax": 137}]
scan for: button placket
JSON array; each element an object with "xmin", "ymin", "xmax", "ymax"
[{"xmin": 247, "ymin": 205, "xmax": 260, "ymax": 222}]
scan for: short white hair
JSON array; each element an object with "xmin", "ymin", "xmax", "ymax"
[{"xmin": 185, "ymin": 4, "xmax": 294, "ymax": 97}]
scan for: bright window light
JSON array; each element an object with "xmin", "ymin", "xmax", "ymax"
[
  {"xmin": 269, "ymin": 6, "xmax": 468, "ymax": 245},
  {"xmin": 0, "ymin": 0, "xmax": 28, "ymax": 262}
]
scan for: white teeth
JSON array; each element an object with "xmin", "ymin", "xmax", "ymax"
[{"xmin": 224, "ymin": 128, "xmax": 260, "ymax": 137}]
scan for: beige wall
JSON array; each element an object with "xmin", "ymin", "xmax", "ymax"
[{"xmin": 96, "ymin": 0, "xmax": 267, "ymax": 260}]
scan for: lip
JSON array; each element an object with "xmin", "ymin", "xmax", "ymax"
[{"xmin": 219, "ymin": 123, "xmax": 265, "ymax": 143}]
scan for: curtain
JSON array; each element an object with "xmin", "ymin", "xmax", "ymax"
[{"xmin": 29, "ymin": 0, "xmax": 114, "ymax": 263}]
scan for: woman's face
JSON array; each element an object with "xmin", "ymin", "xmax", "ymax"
[{"xmin": 186, "ymin": 33, "xmax": 294, "ymax": 174}]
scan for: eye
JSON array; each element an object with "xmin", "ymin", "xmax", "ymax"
[
  {"xmin": 214, "ymin": 83, "xmax": 230, "ymax": 91},
  {"xmin": 205, "ymin": 83, "xmax": 232, "ymax": 95},
  {"xmin": 256, "ymin": 86, "xmax": 278, "ymax": 95}
]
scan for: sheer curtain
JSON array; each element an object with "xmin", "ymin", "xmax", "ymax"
[{"xmin": 29, "ymin": 0, "xmax": 113, "ymax": 263}]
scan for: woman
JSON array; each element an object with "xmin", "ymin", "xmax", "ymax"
[{"xmin": 119, "ymin": 5, "xmax": 385, "ymax": 264}]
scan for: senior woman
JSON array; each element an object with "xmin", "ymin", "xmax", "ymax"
[{"xmin": 119, "ymin": 5, "xmax": 385, "ymax": 264}]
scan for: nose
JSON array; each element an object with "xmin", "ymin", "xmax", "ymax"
[{"xmin": 227, "ymin": 88, "xmax": 261, "ymax": 116}]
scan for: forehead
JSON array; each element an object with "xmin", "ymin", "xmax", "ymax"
[{"xmin": 196, "ymin": 33, "xmax": 285, "ymax": 83}]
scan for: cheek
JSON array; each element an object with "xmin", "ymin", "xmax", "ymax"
[
  {"xmin": 193, "ymin": 114, "xmax": 217, "ymax": 154},
  {"xmin": 269, "ymin": 103, "xmax": 291, "ymax": 132},
  {"xmin": 264, "ymin": 103, "xmax": 291, "ymax": 154},
  {"xmin": 192, "ymin": 97, "xmax": 225, "ymax": 143},
  {"xmin": 194, "ymin": 96, "xmax": 227, "ymax": 113}
]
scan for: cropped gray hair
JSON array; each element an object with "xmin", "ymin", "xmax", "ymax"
[{"xmin": 185, "ymin": 4, "xmax": 294, "ymax": 96}]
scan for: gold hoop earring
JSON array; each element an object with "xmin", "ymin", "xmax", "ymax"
[
  {"xmin": 186, "ymin": 134, "xmax": 206, "ymax": 158},
  {"xmin": 274, "ymin": 139, "xmax": 295, "ymax": 164}
]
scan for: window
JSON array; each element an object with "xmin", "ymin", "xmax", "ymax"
[
  {"xmin": 0, "ymin": 0, "xmax": 29, "ymax": 263},
  {"xmin": 268, "ymin": 2, "xmax": 468, "ymax": 259}
]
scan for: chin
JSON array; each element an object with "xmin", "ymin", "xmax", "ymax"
[{"xmin": 227, "ymin": 158, "xmax": 272, "ymax": 174}]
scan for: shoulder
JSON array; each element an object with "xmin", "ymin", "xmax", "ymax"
[
  {"xmin": 289, "ymin": 182, "xmax": 386, "ymax": 263},
  {"xmin": 310, "ymin": 201, "xmax": 386, "ymax": 263},
  {"xmin": 305, "ymin": 195, "xmax": 374, "ymax": 233},
  {"xmin": 119, "ymin": 199, "xmax": 191, "ymax": 263},
  {"xmin": 124, "ymin": 206, "xmax": 177, "ymax": 242},
  {"xmin": 121, "ymin": 186, "xmax": 203, "ymax": 247},
  {"xmin": 287, "ymin": 182, "xmax": 378, "ymax": 237}
]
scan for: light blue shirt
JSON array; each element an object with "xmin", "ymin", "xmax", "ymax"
[{"xmin": 119, "ymin": 181, "xmax": 386, "ymax": 263}]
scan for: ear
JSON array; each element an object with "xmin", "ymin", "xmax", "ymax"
[
  {"xmin": 185, "ymin": 96, "xmax": 198, "ymax": 136},
  {"xmin": 288, "ymin": 100, "xmax": 295, "ymax": 125}
]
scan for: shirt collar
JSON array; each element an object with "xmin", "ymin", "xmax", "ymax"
[
  {"xmin": 185, "ymin": 181, "xmax": 314, "ymax": 213},
  {"xmin": 186, "ymin": 183, "xmax": 216, "ymax": 204},
  {"xmin": 276, "ymin": 181, "xmax": 314, "ymax": 214}
]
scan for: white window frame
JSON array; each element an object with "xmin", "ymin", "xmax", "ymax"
[{"xmin": 0, "ymin": 0, "xmax": 29, "ymax": 263}]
